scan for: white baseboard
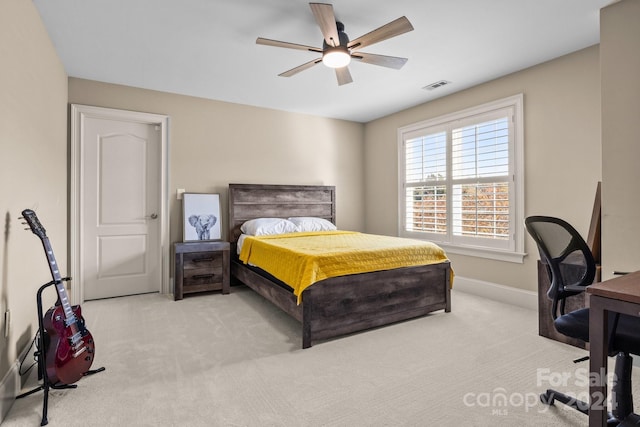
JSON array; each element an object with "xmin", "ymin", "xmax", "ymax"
[
  {"xmin": 0, "ymin": 342, "xmax": 36, "ymax": 424},
  {"xmin": 452, "ymin": 276, "xmax": 537, "ymax": 311},
  {"xmin": 0, "ymin": 360, "xmax": 20, "ymax": 424}
]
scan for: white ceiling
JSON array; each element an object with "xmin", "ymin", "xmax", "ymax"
[{"xmin": 33, "ymin": 0, "xmax": 611, "ymax": 123}]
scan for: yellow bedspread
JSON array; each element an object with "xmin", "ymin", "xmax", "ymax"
[{"xmin": 238, "ymin": 231, "xmax": 451, "ymax": 303}]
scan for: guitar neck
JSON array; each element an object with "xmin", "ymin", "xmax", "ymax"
[
  {"xmin": 21, "ymin": 208, "xmax": 77, "ymax": 323},
  {"xmin": 41, "ymin": 236, "xmax": 75, "ymax": 321}
]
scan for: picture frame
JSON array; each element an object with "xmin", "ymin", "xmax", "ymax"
[{"xmin": 182, "ymin": 193, "xmax": 222, "ymax": 242}]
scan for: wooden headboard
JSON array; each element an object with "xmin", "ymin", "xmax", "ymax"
[{"xmin": 228, "ymin": 184, "xmax": 336, "ymax": 243}]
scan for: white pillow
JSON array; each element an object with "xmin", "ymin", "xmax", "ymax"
[
  {"xmin": 240, "ymin": 218, "xmax": 298, "ymax": 236},
  {"xmin": 288, "ymin": 217, "xmax": 337, "ymax": 232}
]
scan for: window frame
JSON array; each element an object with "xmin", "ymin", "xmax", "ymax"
[{"xmin": 397, "ymin": 94, "xmax": 525, "ymax": 263}]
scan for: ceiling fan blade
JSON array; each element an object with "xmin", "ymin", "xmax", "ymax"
[
  {"xmin": 335, "ymin": 67, "xmax": 353, "ymax": 86},
  {"xmin": 256, "ymin": 37, "xmax": 322, "ymax": 53},
  {"xmin": 351, "ymin": 52, "xmax": 408, "ymax": 69},
  {"xmin": 310, "ymin": 3, "xmax": 340, "ymax": 46},
  {"xmin": 348, "ymin": 16, "xmax": 414, "ymax": 51},
  {"xmin": 279, "ymin": 58, "xmax": 323, "ymax": 77}
]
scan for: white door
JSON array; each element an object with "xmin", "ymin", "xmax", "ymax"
[{"xmin": 71, "ymin": 106, "xmax": 169, "ymax": 301}]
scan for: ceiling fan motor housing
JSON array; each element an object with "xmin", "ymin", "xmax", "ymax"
[{"xmin": 323, "ymin": 22, "xmax": 349, "ymax": 49}]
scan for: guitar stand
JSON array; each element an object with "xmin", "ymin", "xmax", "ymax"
[{"xmin": 16, "ymin": 278, "xmax": 105, "ymax": 426}]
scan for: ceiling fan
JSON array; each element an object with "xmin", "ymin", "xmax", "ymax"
[{"xmin": 256, "ymin": 3, "xmax": 414, "ymax": 86}]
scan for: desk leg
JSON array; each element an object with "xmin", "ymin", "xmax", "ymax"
[{"xmin": 589, "ymin": 296, "xmax": 608, "ymax": 427}]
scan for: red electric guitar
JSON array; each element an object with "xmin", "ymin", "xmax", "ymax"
[{"xmin": 22, "ymin": 209, "xmax": 95, "ymax": 385}]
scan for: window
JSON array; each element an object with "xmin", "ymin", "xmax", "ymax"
[{"xmin": 398, "ymin": 94, "xmax": 525, "ymax": 262}]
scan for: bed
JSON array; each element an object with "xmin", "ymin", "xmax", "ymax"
[{"xmin": 228, "ymin": 183, "xmax": 452, "ymax": 348}]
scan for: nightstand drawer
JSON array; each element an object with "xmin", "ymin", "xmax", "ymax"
[
  {"xmin": 183, "ymin": 266, "xmax": 223, "ymax": 286},
  {"xmin": 183, "ymin": 251, "xmax": 223, "ymax": 270}
]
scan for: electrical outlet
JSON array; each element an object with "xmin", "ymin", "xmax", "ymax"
[{"xmin": 4, "ymin": 310, "xmax": 10, "ymax": 338}]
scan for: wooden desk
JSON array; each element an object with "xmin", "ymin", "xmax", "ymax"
[{"xmin": 587, "ymin": 270, "xmax": 640, "ymax": 426}]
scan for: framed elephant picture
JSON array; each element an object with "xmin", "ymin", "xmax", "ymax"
[{"xmin": 182, "ymin": 193, "xmax": 222, "ymax": 242}]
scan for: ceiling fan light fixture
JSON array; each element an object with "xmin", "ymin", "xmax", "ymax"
[{"xmin": 322, "ymin": 46, "xmax": 351, "ymax": 68}]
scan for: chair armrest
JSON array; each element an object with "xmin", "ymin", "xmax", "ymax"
[{"xmin": 564, "ymin": 284, "xmax": 588, "ymax": 293}]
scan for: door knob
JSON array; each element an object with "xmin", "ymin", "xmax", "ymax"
[{"xmin": 146, "ymin": 213, "xmax": 158, "ymax": 219}]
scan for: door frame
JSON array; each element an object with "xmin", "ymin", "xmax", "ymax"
[{"xmin": 70, "ymin": 104, "xmax": 170, "ymax": 303}]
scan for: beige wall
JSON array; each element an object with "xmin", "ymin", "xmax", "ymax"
[
  {"xmin": 600, "ymin": 0, "xmax": 640, "ymax": 280},
  {"xmin": 364, "ymin": 45, "xmax": 602, "ymax": 292},
  {"xmin": 0, "ymin": 0, "xmax": 68, "ymax": 383},
  {"xmin": 68, "ymin": 80, "xmax": 366, "ymax": 245}
]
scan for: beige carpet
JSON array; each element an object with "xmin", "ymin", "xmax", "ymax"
[{"xmin": 3, "ymin": 287, "xmax": 636, "ymax": 426}]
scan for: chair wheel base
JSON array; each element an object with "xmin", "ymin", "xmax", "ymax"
[
  {"xmin": 617, "ymin": 413, "xmax": 640, "ymax": 426},
  {"xmin": 540, "ymin": 390, "xmax": 555, "ymax": 406},
  {"xmin": 541, "ymin": 389, "xmax": 625, "ymax": 425},
  {"xmin": 540, "ymin": 389, "xmax": 589, "ymax": 415}
]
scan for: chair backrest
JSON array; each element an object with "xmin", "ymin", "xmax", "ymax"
[{"xmin": 525, "ymin": 216, "xmax": 596, "ymax": 318}]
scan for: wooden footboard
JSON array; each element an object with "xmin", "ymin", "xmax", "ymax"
[
  {"xmin": 232, "ymin": 258, "xmax": 451, "ymax": 348},
  {"xmin": 301, "ymin": 262, "xmax": 451, "ymax": 348}
]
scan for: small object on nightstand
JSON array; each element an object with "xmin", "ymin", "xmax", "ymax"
[{"xmin": 174, "ymin": 241, "xmax": 230, "ymax": 300}]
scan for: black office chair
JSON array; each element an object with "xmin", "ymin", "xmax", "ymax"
[{"xmin": 526, "ymin": 216, "xmax": 640, "ymax": 426}]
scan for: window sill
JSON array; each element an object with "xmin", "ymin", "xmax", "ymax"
[{"xmin": 437, "ymin": 243, "xmax": 526, "ymax": 263}]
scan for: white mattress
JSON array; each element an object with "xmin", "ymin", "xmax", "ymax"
[{"xmin": 236, "ymin": 233, "xmax": 248, "ymax": 255}]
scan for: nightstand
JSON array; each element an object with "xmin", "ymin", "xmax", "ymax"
[{"xmin": 174, "ymin": 241, "xmax": 230, "ymax": 300}]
